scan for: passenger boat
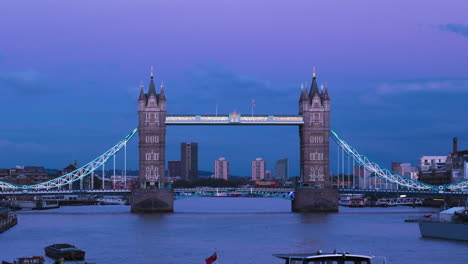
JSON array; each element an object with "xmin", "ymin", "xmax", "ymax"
[
  {"xmin": 1, "ymin": 256, "xmax": 45, "ymax": 264},
  {"xmin": 339, "ymin": 194, "xmax": 365, "ymax": 207},
  {"xmin": 273, "ymin": 251, "xmax": 374, "ymax": 264},
  {"xmin": 44, "ymin": 244, "xmax": 85, "ymax": 260}
]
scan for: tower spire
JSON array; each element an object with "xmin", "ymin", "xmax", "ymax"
[
  {"xmin": 148, "ymin": 67, "xmax": 157, "ymax": 97},
  {"xmin": 138, "ymin": 81, "xmax": 146, "ymax": 101},
  {"xmin": 299, "ymin": 82, "xmax": 309, "ymax": 102},
  {"xmin": 309, "ymin": 69, "xmax": 319, "ymax": 99},
  {"xmin": 159, "ymin": 81, "xmax": 166, "ymax": 101}
]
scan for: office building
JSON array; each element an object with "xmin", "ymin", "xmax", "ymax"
[
  {"xmin": 168, "ymin": 161, "xmax": 182, "ymax": 180},
  {"xmin": 181, "ymin": 142, "xmax": 198, "ymax": 181},
  {"xmin": 274, "ymin": 158, "xmax": 289, "ymax": 180}
]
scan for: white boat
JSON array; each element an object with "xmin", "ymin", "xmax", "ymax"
[
  {"xmin": 339, "ymin": 194, "xmax": 365, "ymax": 207},
  {"xmin": 273, "ymin": 251, "xmax": 378, "ymax": 264},
  {"xmin": 97, "ymin": 196, "xmax": 126, "ymax": 205}
]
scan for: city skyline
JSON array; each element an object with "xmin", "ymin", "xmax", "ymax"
[{"xmin": 1, "ymin": 1, "xmax": 468, "ymax": 176}]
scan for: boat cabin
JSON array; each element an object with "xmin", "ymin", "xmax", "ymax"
[{"xmin": 274, "ymin": 252, "xmax": 372, "ymax": 264}]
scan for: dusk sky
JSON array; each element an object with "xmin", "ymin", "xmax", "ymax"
[{"xmin": 1, "ymin": 1, "xmax": 467, "ymax": 176}]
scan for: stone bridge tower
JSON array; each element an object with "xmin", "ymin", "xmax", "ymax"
[
  {"xmin": 294, "ymin": 70, "xmax": 338, "ymax": 212},
  {"xmin": 138, "ymin": 67, "xmax": 167, "ymax": 188},
  {"xmin": 132, "ymin": 67, "xmax": 173, "ymax": 213},
  {"xmin": 299, "ymin": 71, "xmax": 330, "ymax": 187}
]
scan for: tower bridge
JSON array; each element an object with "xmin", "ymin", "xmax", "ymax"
[{"xmin": 1, "ymin": 68, "xmax": 467, "ymax": 213}]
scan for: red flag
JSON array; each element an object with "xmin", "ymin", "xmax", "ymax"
[
  {"xmin": 205, "ymin": 252, "xmax": 217, "ymax": 264},
  {"xmin": 252, "ymin": 99, "xmax": 256, "ymax": 106}
]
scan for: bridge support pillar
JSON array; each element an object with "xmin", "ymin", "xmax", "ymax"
[
  {"xmin": 292, "ymin": 188, "xmax": 339, "ymax": 212},
  {"xmin": 131, "ymin": 189, "xmax": 174, "ymax": 213}
]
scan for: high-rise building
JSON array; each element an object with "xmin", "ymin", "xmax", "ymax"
[
  {"xmin": 274, "ymin": 158, "xmax": 289, "ymax": 180},
  {"xmin": 265, "ymin": 170, "xmax": 273, "ymax": 180},
  {"xmin": 251, "ymin": 158, "xmax": 266, "ymax": 181},
  {"xmin": 181, "ymin": 142, "xmax": 198, "ymax": 181},
  {"xmin": 214, "ymin": 157, "xmax": 229, "ymax": 180},
  {"xmin": 168, "ymin": 161, "xmax": 182, "ymax": 180}
]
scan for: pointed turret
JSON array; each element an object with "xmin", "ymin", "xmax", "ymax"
[
  {"xmin": 159, "ymin": 81, "xmax": 166, "ymax": 101},
  {"xmin": 148, "ymin": 66, "xmax": 157, "ymax": 98},
  {"xmin": 323, "ymin": 81, "xmax": 330, "ymax": 100},
  {"xmin": 138, "ymin": 81, "xmax": 146, "ymax": 101},
  {"xmin": 299, "ymin": 83, "xmax": 309, "ymax": 101}
]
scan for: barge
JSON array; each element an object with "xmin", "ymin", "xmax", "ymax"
[{"xmin": 44, "ymin": 244, "xmax": 85, "ymax": 261}]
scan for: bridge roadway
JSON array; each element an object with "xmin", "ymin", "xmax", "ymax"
[
  {"xmin": 0, "ymin": 188, "xmax": 466, "ymax": 197},
  {"xmin": 165, "ymin": 115, "xmax": 304, "ymax": 125}
]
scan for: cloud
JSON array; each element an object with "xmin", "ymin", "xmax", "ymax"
[
  {"xmin": 438, "ymin": 23, "xmax": 468, "ymax": 38},
  {"xmin": 187, "ymin": 62, "xmax": 273, "ymax": 99},
  {"xmin": 0, "ymin": 140, "xmax": 48, "ymax": 153},
  {"xmin": 358, "ymin": 78, "xmax": 468, "ymax": 107},
  {"xmin": 0, "ymin": 69, "xmax": 54, "ymax": 94},
  {"xmin": 376, "ymin": 79, "xmax": 468, "ymax": 95}
]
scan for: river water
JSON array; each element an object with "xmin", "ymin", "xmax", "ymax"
[{"xmin": 1, "ymin": 198, "xmax": 467, "ymax": 264}]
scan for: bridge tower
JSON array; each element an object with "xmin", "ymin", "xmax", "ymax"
[
  {"xmin": 138, "ymin": 68, "xmax": 166, "ymax": 188},
  {"xmin": 293, "ymin": 70, "xmax": 338, "ymax": 212},
  {"xmin": 131, "ymin": 67, "xmax": 173, "ymax": 213}
]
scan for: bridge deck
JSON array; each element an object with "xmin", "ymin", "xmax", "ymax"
[{"xmin": 165, "ymin": 115, "xmax": 304, "ymax": 125}]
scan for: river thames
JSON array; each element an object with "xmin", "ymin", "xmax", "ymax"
[{"xmin": 1, "ymin": 198, "xmax": 467, "ymax": 263}]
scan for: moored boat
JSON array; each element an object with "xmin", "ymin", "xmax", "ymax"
[
  {"xmin": 0, "ymin": 207, "xmax": 17, "ymax": 233},
  {"xmin": 274, "ymin": 251, "xmax": 375, "ymax": 264},
  {"xmin": 418, "ymin": 206, "xmax": 468, "ymax": 241},
  {"xmin": 44, "ymin": 244, "xmax": 85, "ymax": 261},
  {"xmin": 1, "ymin": 256, "xmax": 45, "ymax": 264}
]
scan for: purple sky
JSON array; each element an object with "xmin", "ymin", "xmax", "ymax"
[{"xmin": 1, "ymin": 1, "xmax": 468, "ymax": 176}]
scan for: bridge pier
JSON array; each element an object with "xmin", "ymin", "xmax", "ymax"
[
  {"xmin": 130, "ymin": 189, "xmax": 174, "ymax": 213},
  {"xmin": 292, "ymin": 188, "xmax": 339, "ymax": 212}
]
